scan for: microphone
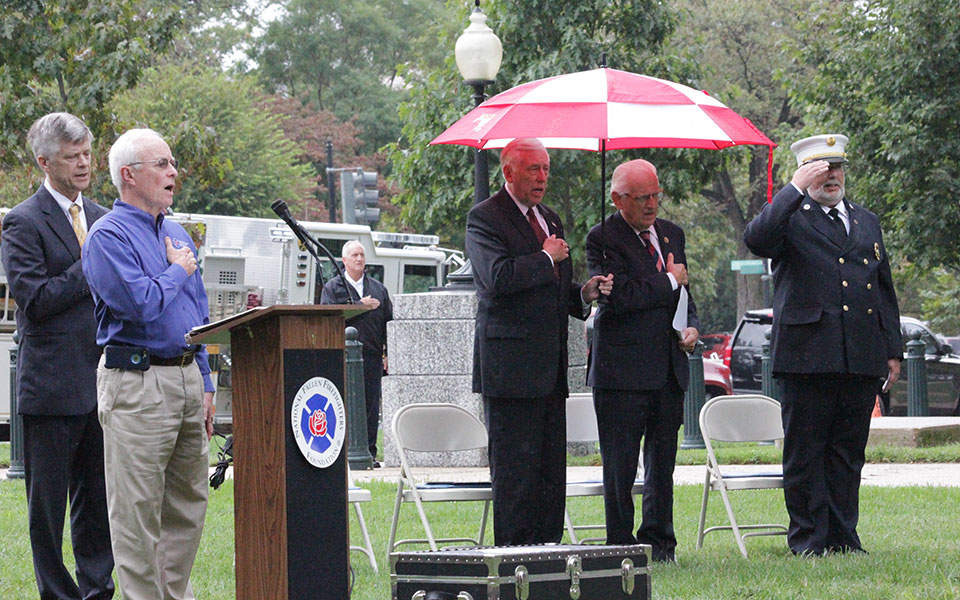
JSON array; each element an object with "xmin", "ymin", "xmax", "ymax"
[{"xmin": 270, "ymin": 200, "xmax": 352, "ymax": 303}]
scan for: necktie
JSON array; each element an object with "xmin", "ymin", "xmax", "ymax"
[
  {"xmin": 827, "ymin": 207, "xmax": 847, "ymax": 240},
  {"xmin": 69, "ymin": 204, "xmax": 86, "ymax": 247},
  {"xmin": 639, "ymin": 230, "xmax": 663, "ymax": 271},
  {"xmin": 526, "ymin": 207, "xmax": 547, "ymax": 246},
  {"xmin": 527, "ymin": 207, "xmax": 559, "ymax": 278}
]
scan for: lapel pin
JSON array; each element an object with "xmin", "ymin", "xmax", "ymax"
[
  {"xmin": 854, "ymin": 219, "xmax": 859, "ymax": 225},
  {"xmin": 663, "ymin": 236, "xmax": 669, "ymax": 244},
  {"xmin": 803, "ymin": 204, "xmax": 811, "ymax": 210}
]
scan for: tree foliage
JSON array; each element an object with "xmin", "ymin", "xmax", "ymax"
[
  {"xmin": 792, "ymin": 0, "xmax": 960, "ymax": 272},
  {"xmin": 0, "ymin": 0, "xmax": 182, "ymax": 167},
  {"xmin": 107, "ymin": 62, "xmax": 312, "ymax": 217},
  {"xmin": 250, "ymin": 0, "xmax": 446, "ymax": 154}
]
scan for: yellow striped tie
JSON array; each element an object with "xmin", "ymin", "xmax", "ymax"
[{"xmin": 69, "ymin": 204, "xmax": 86, "ymax": 247}]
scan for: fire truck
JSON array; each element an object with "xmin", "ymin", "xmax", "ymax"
[{"xmin": 0, "ymin": 211, "xmax": 461, "ymax": 435}]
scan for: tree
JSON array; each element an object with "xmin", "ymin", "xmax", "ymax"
[
  {"xmin": 389, "ymin": 0, "xmax": 696, "ymax": 277},
  {"xmin": 792, "ymin": 0, "xmax": 960, "ymax": 272},
  {"xmin": 107, "ymin": 62, "xmax": 312, "ymax": 217},
  {"xmin": 263, "ymin": 95, "xmax": 400, "ymax": 225},
  {"xmin": 250, "ymin": 0, "xmax": 446, "ymax": 154},
  {"xmin": 0, "ymin": 1, "xmax": 183, "ymax": 167}
]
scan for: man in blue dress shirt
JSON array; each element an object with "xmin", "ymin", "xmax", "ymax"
[{"xmin": 82, "ymin": 128, "xmax": 215, "ymax": 600}]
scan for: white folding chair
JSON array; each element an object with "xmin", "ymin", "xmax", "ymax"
[
  {"xmin": 564, "ymin": 392, "xmax": 643, "ymax": 544},
  {"xmin": 387, "ymin": 403, "xmax": 492, "ymax": 553},
  {"xmin": 696, "ymin": 394, "xmax": 787, "ymax": 557},
  {"xmin": 348, "ymin": 469, "xmax": 378, "ymax": 573}
]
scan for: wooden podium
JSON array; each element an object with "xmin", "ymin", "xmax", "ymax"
[{"xmin": 189, "ymin": 304, "xmax": 368, "ymax": 600}]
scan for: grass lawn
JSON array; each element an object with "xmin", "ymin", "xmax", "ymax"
[{"xmin": 3, "ymin": 443, "xmax": 960, "ymax": 599}]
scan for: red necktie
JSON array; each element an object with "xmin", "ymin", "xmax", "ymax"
[
  {"xmin": 527, "ymin": 207, "xmax": 547, "ymax": 245},
  {"xmin": 528, "ymin": 207, "xmax": 558, "ymax": 278},
  {"xmin": 639, "ymin": 230, "xmax": 663, "ymax": 271}
]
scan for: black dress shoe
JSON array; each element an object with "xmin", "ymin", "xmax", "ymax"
[
  {"xmin": 651, "ymin": 551, "xmax": 676, "ymax": 564},
  {"xmin": 373, "ymin": 460, "xmax": 382, "ymax": 468}
]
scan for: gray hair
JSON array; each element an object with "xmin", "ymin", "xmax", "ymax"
[
  {"xmin": 109, "ymin": 128, "xmax": 165, "ymax": 190},
  {"xmin": 27, "ymin": 113, "xmax": 93, "ymax": 161},
  {"xmin": 341, "ymin": 239, "xmax": 364, "ymax": 258}
]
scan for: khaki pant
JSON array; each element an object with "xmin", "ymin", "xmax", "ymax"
[{"xmin": 97, "ymin": 356, "xmax": 209, "ymax": 600}]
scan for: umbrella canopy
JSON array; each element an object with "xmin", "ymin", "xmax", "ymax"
[{"xmin": 430, "ymin": 67, "xmax": 775, "ymax": 153}]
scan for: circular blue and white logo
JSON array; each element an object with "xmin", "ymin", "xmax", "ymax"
[{"xmin": 291, "ymin": 377, "xmax": 345, "ymax": 468}]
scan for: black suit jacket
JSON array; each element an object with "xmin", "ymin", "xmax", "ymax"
[
  {"xmin": 744, "ymin": 185, "xmax": 901, "ymax": 376},
  {"xmin": 1, "ymin": 186, "xmax": 109, "ymax": 415},
  {"xmin": 319, "ymin": 272, "xmax": 393, "ymax": 357},
  {"xmin": 467, "ymin": 187, "xmax": 586, "ymax": 399},
  {"xmin": 585, "ymin": 212, "xmax": 700, "ymax": 391}
]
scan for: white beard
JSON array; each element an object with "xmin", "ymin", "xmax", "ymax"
[{"xmin": 809, "ymin": 182, "xmax": 844, "ymax": 207}]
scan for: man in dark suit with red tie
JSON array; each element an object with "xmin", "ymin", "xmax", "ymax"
[
  {"xmin": 585, "ymin": 158, "xmax": 699, "ymax": 562},
  {"xmin": 1, "ymin": 112, "xmax": 114, "ymax": 599},
  {"xmin": 466, "ymin": 138, "xmax": 612, "ymax": 546}
]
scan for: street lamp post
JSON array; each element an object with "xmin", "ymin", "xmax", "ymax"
[{"xmin": 445, "ymin": 0, "xmax": 502, "ymax": 289}]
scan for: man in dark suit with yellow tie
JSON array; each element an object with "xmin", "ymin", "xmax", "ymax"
[
  {"xmin": 585, "ymin": 158, "xmax": 699, "ymax": 562},
  {"xmin": 744, "ymin": 134, "xmax": 902, "ymax": 556},
  {"xmin": 466, "ymin": 138, "xmax": 612, "ymax": 546},
  {"xmin": 1, "ymin": 112, "xmax": 114, "ymax": 599}
]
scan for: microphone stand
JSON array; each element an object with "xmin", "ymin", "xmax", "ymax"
[{"xmin": 271, "ymin": 200, "xmax": 353, "ymax": 304}]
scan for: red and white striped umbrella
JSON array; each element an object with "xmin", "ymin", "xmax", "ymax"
[{"xmin": 431, "ymin": 67, "xmax": 775, "ymax": 152}]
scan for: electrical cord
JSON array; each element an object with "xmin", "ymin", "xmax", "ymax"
[{"xmin": 209, "ymin": 433, "xmax": 233, "ymax": 490}]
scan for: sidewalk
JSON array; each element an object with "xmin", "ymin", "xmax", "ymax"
[
  {"xmin": 3, "ymin": 463, "xmax": 958, "ymax": 487},
  {"xmin": 350, "ymin": 463, "xmax": 960, "ymax": 488}
]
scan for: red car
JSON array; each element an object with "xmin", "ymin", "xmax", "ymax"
[
  {"xmin": 585, "ymin": 308, "xmax": 733, "ymax": 399},
  {"xmin": 700, "ymin": 332, "xmax": 732, "ymax": 361}
]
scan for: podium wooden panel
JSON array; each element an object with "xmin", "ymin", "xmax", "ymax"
[{"xmin": 189, "ymin": 304, "xmax": 367, "ymax": 600}]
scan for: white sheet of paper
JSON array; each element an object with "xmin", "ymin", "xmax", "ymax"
[{"xmin": 673, "ymin": 286, "xmax": 688, "ymax": 338}]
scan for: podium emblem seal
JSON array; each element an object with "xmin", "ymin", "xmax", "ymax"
[{"xmin": 291, "ymin": 377, "xmax": 346, "ymax": 468}]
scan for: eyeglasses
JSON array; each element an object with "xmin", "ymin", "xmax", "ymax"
[
  {"xmin": 622, "ymin": 191, "xmax": 663, "ymax": 203},
  {"xmin": 126, "ymin": 157, "xmax": 178, "ymax": 170}
]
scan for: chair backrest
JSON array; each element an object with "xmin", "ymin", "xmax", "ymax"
[
  {"xmin": 699, "ymin": 394, "xmax": 784, "ymax": 443},
  {"xmin": 392, "ymin": 403, "xmax": 488, "ymax": 453},
  {"xmin": 566, "ymin": 392, "xmax": 599, "ymax": 443}
]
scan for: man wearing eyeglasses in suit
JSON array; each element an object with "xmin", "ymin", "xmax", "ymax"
[
  {"xmin": 585, "ymin": 158, "xmax": 699, "ymax": 563},
  {"xmin": 82, "ymin": 128, "xmax": 215, "ymax": 599}
]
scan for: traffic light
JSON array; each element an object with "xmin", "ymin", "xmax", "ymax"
[{"xmin": 339, "ymin": 169, "xmax": 380, "ymax": 227}]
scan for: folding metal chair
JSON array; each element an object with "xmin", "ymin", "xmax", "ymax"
[
  {"xmin": 348, "ymin": 469, "xmax": 378, "ymax": 573},
  {"xmin": 696, "ymin": 394, "xmax": 787, "ymax": 557},
  {"xmin": 387, "ymin": 403, "xmax": 492, "ymax": 553},
  {"xmin": 564, "ymin": 392, "xmax": 643, "ymax": 544}
]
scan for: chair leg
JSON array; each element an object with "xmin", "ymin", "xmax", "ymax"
[
  {"xmin": 352, "ymin": 502, "xmax": 379, "ymax": 573},
  {"xmin": 477, "ymin": 500, "xmax": 490, "ymax": 546},
  {"xmin": 696, "ymin": 471, "xmax": 711, "ymax": 550},
  {"xmin": 564, "ymin": 507, "xmax": 580, "ymax": 544},
  {"xmin": 410, "ymin": 488, "xmax": 439, "ymax": 551},
  {"xmin": 387, "ymin": 481, "xmax": 405, "ymax": 555},
  {"xmin": 718, "ymin": 483, "xmax": 749, "ymax": 558}
]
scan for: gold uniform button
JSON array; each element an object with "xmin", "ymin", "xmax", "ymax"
[
  {"xmin": 867, "ymin": 283, "xmax": 872, "ymax": 290},
  {"xmin": 867, "ymin": 308, "xmax": 874, "ymax": 315},
  {"xmin": 843, "ymin": 305, "xmax": 849, "ymax": 311},
  {"xmin": 863, "ymin": 258, "xmax": 869, "ymax": 264},
  {"xmin": 839, "ymin": 257, "xmax": 845, "ymax": 264},
  {"xmin": 842, "ymin": 281, "xmax": 848, "ymax": 287}
]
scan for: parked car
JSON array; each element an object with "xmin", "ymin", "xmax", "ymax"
[
  {"xmin": 585, "ymin": 308, "xmax": 733, "ymax": 400},
  {"xmin": 700, "ymin": 332, "xmax": 732, "ymax": 361},
  {"xmin": 727, "ymin": 310, "xmax": 960, "ymax": 415}
]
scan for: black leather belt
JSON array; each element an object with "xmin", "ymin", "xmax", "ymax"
[{"xmin": 151, "ymin": 351, "xmax": 196, "ymax": 367}]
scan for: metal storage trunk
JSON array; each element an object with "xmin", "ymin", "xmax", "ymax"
[{"xmin": 391, "ymin": 544, "xmax": 650, "ymax": 600}]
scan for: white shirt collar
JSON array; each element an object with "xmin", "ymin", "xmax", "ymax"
[{"xmin": 44, "ymin": 178, "xmax": 86, "ymax": 229}]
